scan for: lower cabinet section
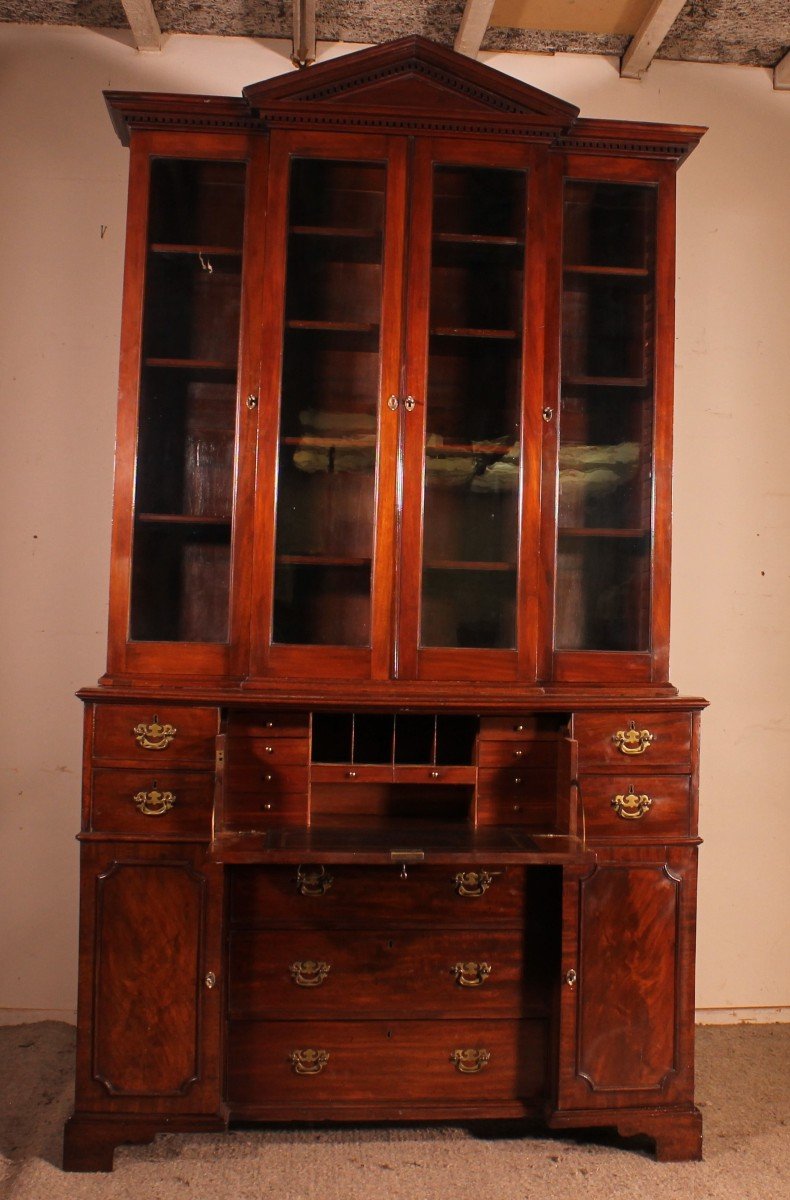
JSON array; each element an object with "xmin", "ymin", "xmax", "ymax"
[{"xmin": 226, "ymin": 1019, "xmax": 548, "ymax": 1109}]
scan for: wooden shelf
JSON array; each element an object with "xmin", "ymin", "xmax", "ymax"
[
  {"xmin": 558, "ymin": 527, "xmax": 649, "ymax": 539},
  {"xmin": 286, "ymin": 320, "xmax": 379, "ymax": 334},
  {"xmin": 145, "ymin": 357, "xmax": 237, "ymax": 372},
  {"xmin": 136, "ymin": 513, "xmax": 231, "ymax": 527},
  {"xmin": 562, "ymin": 375, "xmax": 649, "ymax": 389},
  {"xmin": 149, "ymin": 243, "xmax": 242, "ymax": 257},
  {"xmin": 434, "ymin": 232, "xmax": 523, "ymax": 248},
  {"xmin": 277, "ymin": 555, "xmax": 372, "ymax": 567},
  {"xmin": 282, "ymin": 435, "xmax": 376, "ymax": 449},
  {"xmin": 290, "ymin": 225, "xmax": 381, "ymax": 240},
  {"xmin": 425, "ymin": 441, "xmax": 515, "ymax": 456},
  {"xmin": 564, "ymin": 264, "xmax": 649, "ymax": 278},
  {"xmin": 431, "ymin": 327, "xmax": 518, "ymax": 341},
  {"xmin": 423, "ymin": 560, "xmax": 517, "ymax": 571}
]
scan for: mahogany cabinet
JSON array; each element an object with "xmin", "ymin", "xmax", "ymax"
[{"xmin": 64, "ymin": 38, "xmax": 707, "ymax": 1171}]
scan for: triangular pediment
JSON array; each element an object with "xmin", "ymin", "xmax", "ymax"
[{"xmin": 243, "ymin": 36, "xmax": 579, "ymax": 129}]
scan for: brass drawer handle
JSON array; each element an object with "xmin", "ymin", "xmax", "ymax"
[
  {"xmin": 451, "ymin": 1048, "xmax": 490, "ymax": 1074},
  {"xmin": 290, "ymin": 960, "xmax": 331, "ymax": 987},
  {"xmin": 296, "ymin": 865, "xmax": 334, "ymax": 896},
  {"xmin": 612, "ymin": 788, "xmax": 653, "ymax": 820},
  {"xmin": 452, "ymin": 962, "xmax": 491, "ymax": 988},
  {"xmin": 454, "ymin": 870, "xmax": 498, "ymax": 898},
  {"xmin": 133, "ymin": 715, "xmax": 176, "ymax": 751},
  {"xmin": 290, "ymin": 1049, "xmax": 329, "ymax": 1075},
  {"xmin": 133, "ymin": 782, "xmax": 174, "ymax": 816},
  {"xmin": 613, "ymin": 721, "xmax": 655, "ymax": 756}
]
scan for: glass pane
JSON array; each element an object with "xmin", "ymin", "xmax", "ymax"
[
  {"xmin": 420, "ymin": 166, "xmax": 526, "ymax": 650},
  {"xmin": 130, "ymin": 160, "xmax": 246, "ymax": 642},
  {"xmin": 556, "ymin": 181, "xmax": 657, "ymax": 651},
  {"xmin": 272, "ymin": 159, "xmax": 387, "ymax": 646}
]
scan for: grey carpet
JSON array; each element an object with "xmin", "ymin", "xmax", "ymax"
[{"xmin": 0, "ymin": 1023, "xmax": 788, "ymax": 1198}]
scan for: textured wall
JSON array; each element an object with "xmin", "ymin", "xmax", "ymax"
[{"xmin": 0, "ymin": 23, "xmax": 788, "ymax": 1022}]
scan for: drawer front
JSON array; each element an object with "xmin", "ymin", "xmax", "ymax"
[
  {"xmin": 227, "ymin": 712, "xmax": 309, "ymax": 739},
  {"xmin": 227, "ymin": 1018, "xmax": 547, "ymax": 1105},
  {"xmin": 226, "ymin": 764, "xmax": 309, "ymax": 794},
  {"xmin": 479, "ymin": 718, "xmax": 566, "ymax": 740},
  {"xmin": 230, "ymin": 865, "xmax": 527, "ymax": 929},
  {"xmin": 478, "ymin": 741, "xmax": 558, "ymax": 768},
  {"xmin": 91, "ymin": 769, "xmax": 214, "ymax": 835},
  {"xmin": 575, "ymin": 712, "xmax": 692, "ymax": 771},
  {"xmin": 93, "ymin": 704, "xmax": 218, "ymax": 764},
  {"xmin": 227, "ymin": 738, "xmax": 309, "ymax": 767},
  {"xmin": 222, "ymin": 792, "xmax": 308, "ymax": 829},
  {"xmin": 228, "ymin": 929, "xmax": 540, "ymax": 1019},
  {"xmin": 580, "ymin": 775, "xmax": 692, "ymax": 839},
  {"xmin": 310, "ymin": 764, "xmax": 393, "ymax": 785}
]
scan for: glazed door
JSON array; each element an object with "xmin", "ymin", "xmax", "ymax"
[
  {"xmin": 107, "ymin": 132, "xmax": 266, "ymax": 678},
  {"xmin": 398, "ymin": 139, "xmax": 545, "ymax": 681},
  {"xmin": 543, "ymin": 157, "xmax": 676, "ymax": 685},
  {"xmin": 251, "ymin": 132, "xmax": 408, "ymax": 680},
  {"xmin": 556, "ymin": 848, "xmax": 697, "ymax": 1111},
  {"xmin": 74, "ymin": 843, "xmax": 223, "ymax": 1113}
]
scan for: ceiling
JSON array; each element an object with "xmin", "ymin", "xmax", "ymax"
[{"xmin": 1, "ymin": 0, "xmax": 788, "ymax": 70}]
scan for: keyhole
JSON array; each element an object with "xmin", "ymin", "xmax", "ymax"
[
  {"xmin": 386, "ymin": 1029, "xmax": 393, "ymax": 1040},
  {"xmin": 386, "ymin": 938, "xmax": 394, "ymax": 950}
]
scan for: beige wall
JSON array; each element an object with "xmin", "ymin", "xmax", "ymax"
[{"xmin": 0, "ymin": 24, "xmax": 787, "ymax": 1023}]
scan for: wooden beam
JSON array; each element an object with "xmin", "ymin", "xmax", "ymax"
[
  {"xmin": 292, "ymin": 0, "xmax": 317, "ymax": 68},
  {"xmin": 774, "ymin": 48, "xmax": 790, "ymax": 90},
  {"xmin": 120, "ymin": 0, "xmax": 162, "ymax": 53},
  {"xmin": 454, "ymin": 0, "xmax": 497, "ymax": 59},
  {"xmin": 620, "ymin": 0, "xmax": 686, "ymax": 79}
]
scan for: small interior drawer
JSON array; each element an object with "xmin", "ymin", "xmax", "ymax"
[
  {"xmin": 90, "ymin": 768, "xmax": 214, "ymax": 835},
  {"xmin": 478, "ymin": 741, "xmax": 559, "ymax": 768},
  {"xmin": 227, "ymin": 712, "xmax": 310, "ymax": 739},
  {"xmin": 92, "ymin": 704, "xmax": 218, "ymax": 764},
  {"xmin": 574, "ymin": 712, "xmax": 692, "ymax": 771}
]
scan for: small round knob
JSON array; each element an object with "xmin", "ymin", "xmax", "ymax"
[
  {"xmin": 430, "ymin": 770, "xmax": 440, "ymax": 779},
  {"xmin": 514, "ymin": 777, "xmax": 522, "ymax": 785},
  {"xmin": 265, "ymin": 720, "xmax": 274, "ymax": 728},
  {"xmin": 514, "ymin": 723, "xmax": 524, "ymax": 732},
  {"xmin": 514, "ymin": 749, "xmax": 523, "ymax": 758},
  {"xmin": 262, "ymin": 803, "xmax": 273, "ymax": 812},
  {"xmin": 347, "ymin": 770, "xmax": 357, "ymax": 779},
  {"xmin": 265, "ymin": 745, "xmax": 274, "ymax": 754},
  {"xmin": 263, "ymin": 773, "xmax": 273, "ymax": 783},
  {"xmin": 512, "ymin": 803, "xmax": 521, "ymax": 813}
]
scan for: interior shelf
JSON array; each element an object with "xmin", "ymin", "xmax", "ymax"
[
  {"xmin": 564, "ymin": 264, "xmax": 650, "ymax": 278},
  {"xmin": 276, "ymin": 554, "xmax": 372, "ymax": 567},
  {"xmin": 286, "ymin": 320, "xmax": 379, "ymax": 334},
  {"xmin": 558, "ymin": 527, "xmax": 649, "ymax": 539},
  {"xmin": 434, "ymin": 232, "xmax": 523, "ymax": 247},
  {"xmin": 431, "ymin": 327, "xmax": 519, "ymax": 340},
  {"xmin": 423, "ymin": 560, "xmax": 516, "ymax": 571},
  {"xmin": 149, "ymin": 243, "xmax": 242, "ymax": 257},
  {"xmin": 290, "ymin": 225, "xmax": 381, "ymax": 240},
  {"xmin": 136, "ymin": 513, "xmax": 232, "ymax": 526},
  {"xmin": 144, "ymin": 357, "xmax": 238, "ymax": 372},
  {"xmin": 562, "ymin": 375, "xmax": 649, "ymax": 388}
]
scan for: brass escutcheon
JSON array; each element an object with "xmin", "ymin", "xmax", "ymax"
[
  {"xmin": 290, "ymin": 1049, "xmax": 329, "ymax": 1075},
  {"xmin": 452, "ymin": 962, "xmax": 492, "ymax": 988},
  {"xmin": 454, "ymin": 870, "xmax": 497, "ymax": 898},
  {"xmin": 290, "ymin": 960, "xmax": 331, "ymax": 988},
  {"xmin": 133, "ymin": 715, "xmax": 176, "ymax": 751},
  {"xmin": 451, "ymin": 1048, "xmax": 491, "ymax": 1074},
  {"xmin": 133, "ymin": 783, "xmax": 175, "ymax": 816},
  {"xmin": 611, "ymin": 788, "xmax": 653, "ymax": 820},
  {"xmin": 296, "ymin": 865, "xmax": 334, "ymax": 896},
  {"xmin": 612, "ymin": 720, "xmax": 655, "ymax": 756}
]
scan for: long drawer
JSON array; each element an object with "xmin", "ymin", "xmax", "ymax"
[
  {"xmin": 230, "ymin": 865, "xmax": 528, "ymax": 929},
  {"xmin": 228, "ymin": 928, "xmax": 545, "ymax": 1019},
  {"xmin": 226, "ymin": 1019, "xmax": 547, "ymax": 1105}
]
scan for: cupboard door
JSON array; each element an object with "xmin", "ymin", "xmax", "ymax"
[
  {"xmin": 557, "ymin": 848, "xmax": 697, "ymax": 1110},
  {"xmin": 74, "ymin": 843, "xmax": 223, "ymax": 1113},
  {"xmin": 398, "ymin": 138, "xmax": 545, "ymax": 681},
  {"xmin": 545, "ymin": 157, "xmax": 676, "ymax": 685},
  {"xmin": 251, "ymin": 132, "xmax": 408, "ymax": 680},
  {"xmin": 108, "ymin": 132, "xmax": 266, "ymax": 678}
]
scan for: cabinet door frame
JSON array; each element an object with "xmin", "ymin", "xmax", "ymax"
[
  {"xmin": 106, "ymin": 130, "xmax": 267, "ymax": 681},
  {"xmin": 556, "ymin": 846, "xmax": 698, "ymax": 1111},
  {"xmin": 398, "ymin": 136, "xmax": 548, "ymax": 682},
  {"xmin": 249, "ymin": 130, "xmax": 409, "ymax": 681},
  {"xmin": 540, "ymin": 153, "xmax": 677, "ymax": 686},
  {"xmin": 74, "ymin": 842, "xmax": 224, "ymax": 1114}
]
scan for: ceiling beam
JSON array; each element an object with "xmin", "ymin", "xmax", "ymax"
[
  {"xmin": 774, "ymin": 48, "xmax": 790, "ymax": 90},
  {"xmin": 454, "ymin": 0, "xmax": 498, "ymax": 59},
  {"xmin": 292, "ymin": 0, "xmax": 317, "ymax": 68},
  {"xmin": 120, "ymin": 0, "xmax": 162, "ymax": 53},
  {"xmin": 621, "ymin": 0, "xmax": 686, "ymax": 79}
]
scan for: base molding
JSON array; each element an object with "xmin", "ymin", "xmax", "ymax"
[
  {"xmin": 63, "ymin": 1112, "xmax": 228, "ymax": 1173},
  {"xmin": 547, "ymin": 1105, "xmax": 703, "ymax": 1161}
]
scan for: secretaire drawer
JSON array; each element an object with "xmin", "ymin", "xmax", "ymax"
[
  {"xmin": 92, "ymin": 704, "xmax": 219, "ymax": 764},
  {"xmin": 90, "ymin": 769, "xmax": 214, "ymax": 836},
  {"xmin": 226, "ymin": 1018, "xmax": 547, "ymax": 1106},
  {"xmin": 230, "ymin": 865, "xmax": 528, "ymax": 929},
  {"xmin": 478, "ymin": 741, "xmax": 559, "ymax": 768},
  {"xmin": 580, "ymin": 774, "xmax": 692, "ymax": 839},
  {"xmin": 574, "ymin": 712, "xmax": 692, "ymax": 771},
  {"xmin": 228, "ymin": 928, "xmax": 537, "ymax": 1019}
]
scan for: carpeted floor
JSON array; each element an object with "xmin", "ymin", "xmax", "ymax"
[{"xmin": 0, "ymin": 1023, "xmax": 788, "ymax": 1199}]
